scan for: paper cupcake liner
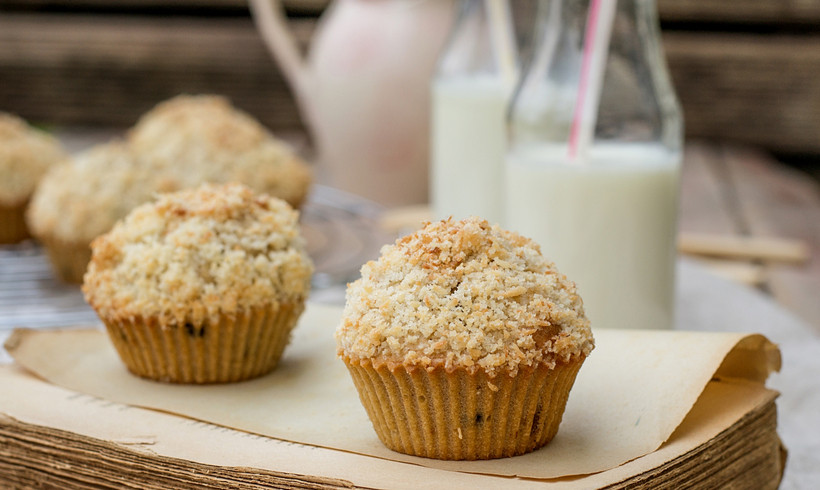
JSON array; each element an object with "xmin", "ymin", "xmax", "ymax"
[
  {"xmin": 0, "ymin": 202, "xmax": 31, "ymax": 244},
  {"xmin": 343, "ymin": 357, "xmax": 585, "ymax": 460},
  {"xmin": 102, "ymin": 302, "xmax": 304, "ymax": 384},
  {"xmin": 39, "ymin": 236, "xmax": 92, "ymax": 283}
]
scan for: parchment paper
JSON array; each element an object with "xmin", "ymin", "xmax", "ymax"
[
  {"xmin": 0, "ymin": 364, "xmax": 779, "ymax": 489},
  {"xmin": 4, "ymin": 303, "xmax": 781, "ymax": 479}
]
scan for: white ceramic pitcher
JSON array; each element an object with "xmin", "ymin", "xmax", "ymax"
[{"xmin": 250, "ymin": 0, "xmax": 455, "ymax": 207}]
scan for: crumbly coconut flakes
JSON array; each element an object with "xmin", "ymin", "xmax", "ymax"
[
  {"xmin": 83, "ymin": 183, "xmax": 313, "ymax": 325},
  {"xmin": 336, "ymin": 217, "xmax": 594, "ymax": 376}
]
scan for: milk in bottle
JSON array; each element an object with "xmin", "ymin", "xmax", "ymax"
[
  {"xmin": 505, "ymin": 0, "xmax": 683, "ymax": 330},
  {"xmin": 431, "ymin": 0, "xmax": 518, "ymax": 225}
]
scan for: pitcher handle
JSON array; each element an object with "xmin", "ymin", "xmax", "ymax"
[{"xmin": 249, "ymin": 0, "xmax": 311, "ymax": 103}]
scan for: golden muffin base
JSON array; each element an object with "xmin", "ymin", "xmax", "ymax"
[
  {"xmin": 101, "ymin": 302, "xmax": 304, "ymax": 384},
  {"xmin": 0, "ymin": 202, "xmax": 30, "ymax": 244},
  {"xmin": 39, "ymin": 236, "xmax": 92, "ymax": 283},
  {"xmin": 343, "ymin": 356, "xmax": 585, "ymax": 460}
]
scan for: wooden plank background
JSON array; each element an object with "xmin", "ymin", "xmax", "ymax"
[
  {"xmin": 6, "ymin": 0, "xmax": 820, "ymax": 21},
  {"xmin": 1, "ymin": 0, "xmax": 820, "ymax": 157},
  {"xmin": 659, "ymin": 0, "xmax": 820, "ymax": 24},
  {"xmin": 0, "ymin": 13, "xmax": 308, "ymax": 130},
  {"xmin": 665, "ymin": 33, "xmax": 820, "ymax": 154}
]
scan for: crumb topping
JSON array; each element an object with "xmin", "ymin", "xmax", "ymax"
[
  {"xmin": 27, "ymin": 95, "xmax": 312, "ymax": 244},
  {"xmin": 0, "ymin": 112, "xmax": 66, "ymax": 205},
  {"xmin": 26, "ymin": 141, "xmax": 168, "ymax": 243},
  {"xmin": 336, "ymin": 217, "xmax": 594, "ymax": 376},
  {"xmin": 83, "ymin": 183, "xmax": 313, "ymax": 325},
  {"xmin": 128, "ymin": 94, "xmax": 312, "ymax": 208}
]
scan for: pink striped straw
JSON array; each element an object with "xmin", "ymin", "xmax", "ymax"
[{"xmin": 568, "ymin": 0, "xmax": 618, "ymax": 162}]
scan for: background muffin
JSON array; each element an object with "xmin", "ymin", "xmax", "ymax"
[
  {"xmin": 28, "ymin": 94, "xmax": 313, "ymax": 283},
  {"xmin": 0, "ymin": 112, "xmax": 66, "ymax": 243},
  {"xmin": 83, "ymin": 183, "xmax": 314, "ymax": 383},
  {"xmin": 128, "ymin": 94, "xmax": 312, "ymax": 208},
  {"xmin": 26, "ymin": 142, "xmax": 166, "ymax": 282},
  {"xmin": 337, "ymin": 217, "xmax": 594, "ymax": 460}
]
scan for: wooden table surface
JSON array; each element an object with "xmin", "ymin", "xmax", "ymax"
[{"xmin": 678, "ymin": 142, "xmax": 820, "ymax": 332}]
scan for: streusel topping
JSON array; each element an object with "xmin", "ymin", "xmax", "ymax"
[
  {"xmin": 26, "ymin": 141, "xmax": 171, "ymax": 243},
  {"xmin": 28, "ymin": 96, "xmax": 313, "ymax": 245},
  {"xmin": 128, "ymin": 95, "xmax": 312, "ymax": 207},
  {"xmin": 337, "ymin": 217, "xmax": 594, "ymax": 376},
  {"xmin": 83, "ymin": 183, "xmax": 313, "ymax": 325},
  {"xmin": 0, "ymin": 112, "xmax": 66, "ymax": 206}
]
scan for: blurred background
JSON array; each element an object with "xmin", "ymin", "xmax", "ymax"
[{"xmin": 0, "ymin": 0, "xmax": 818, "ymax": 172}]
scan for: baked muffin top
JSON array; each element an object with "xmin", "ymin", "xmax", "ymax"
[
  {"xmin": 0, "ymin": 112, "xmax": 66, "ymax": 206},
  {"xmin": 26, "ymin": 141, "xmax": 171, "ymax": 243},
  {"xmin": 336, "ymin": 217, "xmax": 594, "ymax": 376},
  {"xmin": 83, "ymin": 183, "xmax": 313, "ymax": 325},
  {"xmin": 128, "ymin": 95, "xmax": 269, "ymax": 154},
  {"xmin": 128, "ymin": 94, "xmax": 312, "ymax": 208},
  {"xmin": 28, "ymin": 95, "xmax": 313, "ymax": 245}
]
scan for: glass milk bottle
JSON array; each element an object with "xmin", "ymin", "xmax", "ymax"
[
  {"xmin": 431, "ymin": 0, "xmax": 519, "ymax": 225},
  {"xmin": 505, "ymin": 0, "xmax": 683, "ymax": 330}
]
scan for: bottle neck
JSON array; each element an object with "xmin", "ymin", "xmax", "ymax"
[
  {"xmin": 510, "ymin": 0, "xmax": 682, "ymax": 154},
  {"xmin": 435, "ymin": 0, "xmax": 519, "ymax": 81}
]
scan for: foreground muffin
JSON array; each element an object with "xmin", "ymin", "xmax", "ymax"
[
  {"xmin": 26, "ymin": 142, "xmax": 166, "ymax": 282},
  {"xmin": 128, "ymin": 94, "xmax": 313, "ymax": 209},
  {"xmin": 336, "ymin": 217, "xmax": 594, "ymax": 460},
  {"xmin": 0, "ymin": 113, "xmax": 66, "ymax": 243},
  {"xmin": 83, "ymin": 183, "xmax": 313, "ymax": 383}
]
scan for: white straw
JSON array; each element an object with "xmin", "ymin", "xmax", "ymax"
[
  {"xmin": 484, "ymin": 0, "xmax": 518, "ymax": 86},
  {"xmin": 568, "ymin": 0, "xmax": 618, "ymax": 163}
]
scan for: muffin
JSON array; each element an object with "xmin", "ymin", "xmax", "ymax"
[
  {"xmin": 82, "ymin": 183, "xmax": 313, "ymax": 383},
  {"xmin": 28, "ymin": 95, "xmax": 313, "ymax": 283},
  {"xmin": 0, "ymin": 113, "xmax": 66, "ymax": 243},
  {"xmin": 26, "ymin": 142, "xmax": 169, "ymax": 282},
  {"xmin": 336, "ymin": 217, "xmax": 594, "ymax": 460},
  {"xmin": 128, "ymin": 94, "xmax": 313, "ymax": 209}
]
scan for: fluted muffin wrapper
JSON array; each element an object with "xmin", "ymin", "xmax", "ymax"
[
  {"xmin": 342, "ymin": 356, "xmax": 585, "ymax": 460},
  {"xmin": 101, "ymin": 302, "xmax": 303, "ymax": 384},
  {"xmin": 39, "ymin": 235, "xmax": 92, "ymax": 283},
  {"xmin": 0, "ymin": 202, "xmax": 31, "ymax": 244}
]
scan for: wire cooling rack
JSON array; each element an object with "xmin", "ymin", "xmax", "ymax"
[{"xmin": 0, "ymin": 185, "xmax": 391, "ymax": 330}]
